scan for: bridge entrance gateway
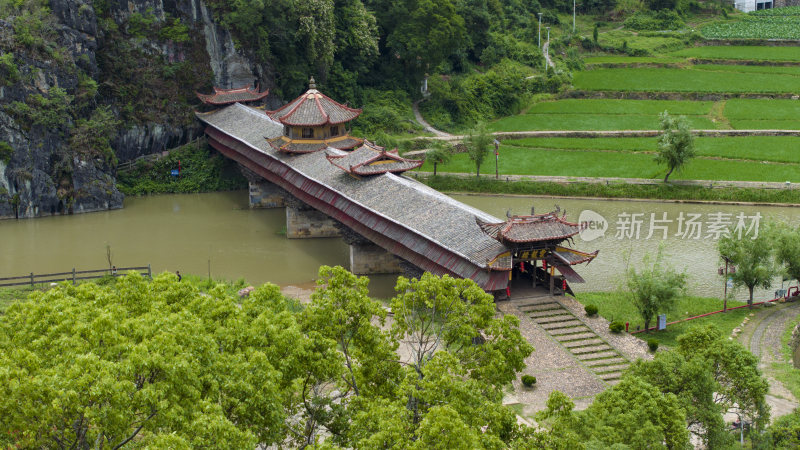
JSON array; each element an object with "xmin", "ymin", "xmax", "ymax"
[{"xmin": 196, "ymin": 79, "xmax": 598, "ymax": 292}]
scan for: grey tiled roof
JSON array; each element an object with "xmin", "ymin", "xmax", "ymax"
[
  {"xmin": 197, "ymin": 103, "xmax": 511, "ymax": 274},
  {"xmin": 196, "ymin": 87, "xmax": 269, "ymax": 105},
  {"xmin": 326, "ymin": 142, "xmax": 423, "ymax": 175},
  {"xmin": 479, "ymin": 213, "xmax": 582, "ymax": 244},
  {"xmin": 554, "ymin": 247, "xmax": 599, "ymax": 265},
  {"xmin": 267, "ymin": 89, "xmax": 361, "ymax": 126}
]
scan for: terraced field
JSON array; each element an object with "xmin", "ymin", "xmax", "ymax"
[
  {"xmin": 670, "ymin": 45, "xmax": 800, "ymax": 62},
  {"xmin": 573, "ymin": 66, "xmax": 800, "ymax": 93},
  {"xmin": 419, "ymin": 135, "xmax": 800, "ymax": 182},
  {"xmin": 489, "ymin": 99, "xmax": 800, "ymax": 132}
]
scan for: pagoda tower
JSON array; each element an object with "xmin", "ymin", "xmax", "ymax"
[{"xmin": 266, "ymin": 77, "xmax": 364, "ymax": 154}]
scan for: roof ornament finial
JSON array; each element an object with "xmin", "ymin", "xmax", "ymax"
[{"xmin": 309, "ymin": 76, "xmax": 316, "ymax": 89}]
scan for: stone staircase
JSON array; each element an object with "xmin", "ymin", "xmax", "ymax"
[{"xmin": 518, "ymin": 298, "xmax": 629, "ymax": 384}]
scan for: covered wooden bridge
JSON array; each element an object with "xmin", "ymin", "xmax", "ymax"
[{"xmin": 195, "ymin": 81, "xmax": 596, "ymax": 292}]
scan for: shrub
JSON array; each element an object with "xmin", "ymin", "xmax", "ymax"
[
  {"xmin": 647, "ymin": 339, "xmax": 659, "ymax": 352},
  {"xmin": 0, "ymin": 141, "xmax": 13, "ymax": 164},
  {"xmin": 624, "ymin": 10, "xmax": 684, "ymax": 31},
  {"xmin": 609, "ymin": 320, "xmax": 625, "ymax": 333},
  {"xmin": 521, "ymin": 375, "xmax": 537, "ymax": 387},
  {"xmin": 585, "ymin": 304, "xmax": 599, "ymax": 316}
]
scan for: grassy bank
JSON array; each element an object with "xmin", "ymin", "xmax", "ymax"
[
  {"xmin": 117, "ymin": 139, "xmax": 247, "ymax": 195},
  {"xmin": 418, "ymin": 175, "xmax": 800, "ymax": 204},
  {"xmin": 575, "ymin": 291, "xmax": 749, "ymax": 348},
  {"xmin": 774, "ymin": 311, "xmax": 800, "ymax": 401}
]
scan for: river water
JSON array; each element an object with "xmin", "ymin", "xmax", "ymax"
[{"xmin": 1, "ymin": 190, "xmax": 798, "ymax": 301}]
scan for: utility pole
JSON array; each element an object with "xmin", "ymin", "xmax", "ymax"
[
  {"xmin": 573, "ymin": 0, "xmax": 576, "ymax": 33},
  {"xmin": 538, "ymin": 13, "xmax": 543, "ymax": 48}
]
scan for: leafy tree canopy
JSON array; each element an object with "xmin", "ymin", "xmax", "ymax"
[{"xmin": 655, "ymin": 111, "xmax": 695, "ymax": 183}]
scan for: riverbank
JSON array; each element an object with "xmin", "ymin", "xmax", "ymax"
[{"xmin": 417, "ymin": 174, "xmax": 800, "ymax": 206}]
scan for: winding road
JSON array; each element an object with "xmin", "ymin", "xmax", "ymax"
[{"xmin": 741, "ymin": 302, "xmax": 800, "ymax": 419}]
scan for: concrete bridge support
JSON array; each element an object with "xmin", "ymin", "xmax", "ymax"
[
  {"xmin": 249, "ymin": 180, "xmax": 286, "ymax": 208},
  {"xmin": 350, "ymin": 243, "xmax": 403, "ymax": 275},
  {"xmin": 286, "ymin": 206, "xmax": 341, "ymax": 239},
  {"xmin": 240, "ymin": 165, "xmax": 287, "ymax": 208}
]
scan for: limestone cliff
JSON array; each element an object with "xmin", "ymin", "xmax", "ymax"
[{"xmin": 0, "ymin": 0, "xmax": 273, "ymax": 219}]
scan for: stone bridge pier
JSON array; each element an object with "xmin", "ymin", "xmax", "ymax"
[{"xmin": 239, "ymin": 165, "xmax": 405, "ymax": 275}]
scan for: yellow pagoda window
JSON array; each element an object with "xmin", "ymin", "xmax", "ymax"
[
  {"xmin": 330, "ymin": 126, "xmax": 339, "ymax": 137},
  {"xmin": 302, "ymin": 128, "xmax": 314, "ymax": 138}
]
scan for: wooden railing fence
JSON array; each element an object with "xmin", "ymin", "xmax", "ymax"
[{"xmin": 0, "ymin": 265, "xmax": 152, "ymax": 288}]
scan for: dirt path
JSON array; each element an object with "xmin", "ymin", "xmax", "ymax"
[
  {"xmin": 738, "ymin": 302, "xmax": 800, "ymax": 420},
  {"xmin": 412, "ymin": 100, "xmax": 452, "ymax": 138}
]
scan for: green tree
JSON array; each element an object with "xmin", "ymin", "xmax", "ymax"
[
  {"xmin": 626, "ymin": 249, "xmax": 687, "ymax": 332},
  {"xmin": 466, "ymin": 122, "xmax": 493, "ymax": 177},
  {"xmin": 655, "ymin": 111, "xmax": 695, "ymax": 183},
  {"xmin": 771, "ymin": 221, "xmax": 800, "ymax": 285},
  {"xmin": 425, "ymin": 143, "xmax": 452, "ymax": 175},
  {"xmin": 386, "ymin": 0, "xmax": 467, "ymax": 79},
  {"xmin": 535, "ymin": 378, "xmax": 689, "ymax": 449},
  {"xmin": 718, "ymin": 231, "xmax": 776, "ymax": 307},
  {"xmin": 348, "ymin": 272, "xmax": 533, "ymax": 446},
  {"xmin": 629, "ymin": 325, "xmax": 770, "ymax": 446},
  {"xmin": 0, "ymin": 273, "xmax": 310, "ymax": 448},
  {"xmin": 766, "ymin": 407, "xmax": 800, "ymax": 449}
]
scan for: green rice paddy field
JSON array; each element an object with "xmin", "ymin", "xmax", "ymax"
[
  {"xmin": 670, "ymin": 45, "xmax": 800, "ymax": 62},
  {"xmin": 572, "ymin": 66, "xmax": 800, "ymax": 93},
  {"xmin": 488, "ymin": 99, "xmax": 800, "ymax": 132},
  {"xmin": 419, "ymin": 135, "xmax": 800, "ymax": 182}
]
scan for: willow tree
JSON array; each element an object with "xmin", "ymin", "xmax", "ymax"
[
  {"xmin": 718, "ymin": 232, "xmax": 776, "ymax": 307},
  {"xmin": 627, "ymin": 250, "xmax": 687, "ymax": 332},
  {"xmin": 655, "ymin": 111, "xmax": 695, "ymax": 183},
  {"xmin": 466, "ymin": 122, "xmax": 492, "ymax": 177}
]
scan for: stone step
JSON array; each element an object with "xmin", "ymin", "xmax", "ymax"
[
  {"xmin": 598, "ymin": 371, "xmax": 624, "ymax": 381},
  {"xmin": 583, "ymin": 356, "xmax": 628, "ymax": 367},
  {"xmin": 606, "ymin": 378, "xmax": 622, "ymax": 386},
  {"xmin": 563, "ymin": 338, "xmax": 605, "ymax": 348},
  {"xmin": 548, "ymin": 326, "xmax": 591, "ymax": 336},
  {"xmin": 533, "ymin": 314, "xmax": 575, "ymax": 324},
  {"xmin": 593, "ymin": 364, "xmax": 630, "ymax": 374},
  {"xmin": 519, "ymin": 303, "xmax": 561, "ymax": 312},
  {"xmin": 529, "ymin": 309, "xmax": 569, "ymax": 319},
  {"xmin": 539, "ymin": 320, "xmax": 584, "ymax": 330},
  {"xmin": 554, "ymin": 332, "xmax": 599, "ymax": 342},
  {"xmin": 575, "ymin": 350, "xmax": 620, "ymax": 361},
  {"xmin": 570, "ymin": 344, "xmax": 613, "ymax": 355}
]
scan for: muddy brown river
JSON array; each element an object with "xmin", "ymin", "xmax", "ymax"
[{"xmin": 1, "ymin": 190, "xmax": 798, "ymax": 301}]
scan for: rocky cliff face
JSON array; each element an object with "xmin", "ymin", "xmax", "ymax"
[{"xmin": 0, "ymin": 0, "xmax": 272, "ymax": 219}]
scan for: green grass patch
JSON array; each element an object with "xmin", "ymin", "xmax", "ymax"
[
  {"xmin": 489, "ymin": 113, "xmax": 716, "ymax": 132},
  {"xmin": 671, "ymin": 46, "xmax": 800, "ymax": 62},
  {"xmin": 575, "ymin": 291, "xmax": 749, "ymax": 348},
  {"xmin": 420, "ymin": 146, "xmax": 800, "ymax": 182},
  {"xmin": 725, "ymin": 99, "xmax": 800, "ymax": 120},
  {"xmin": 693, "ymin": 64, "xmax": 800, "ymax": 76},
  {"xmin": 504, "ymin": 136, "xmax": 800, "ymax": 164},
  {"xmin": 419, "ymin": 174, "xmax": 800, "ymax": 203},
  {"xmin": 573, "ymin": 67, "xmax": 800, "ymax": 93},
  {"xmin": 524, "ymin": 99, "xmax": 714, "ymax": 115},
  {"xmin": 730, "ymin": 120, "xmax": 800, "ymax": 130},
  {"xmin": 597, "ymin": 30, "xmax": 689, "ymax": 55},
  {"xmin": 774, "ymin": 310, "xmax": 800, "ymax": 401},
  {"xmin": 584, "ymin": 56, "xmax": 686, "ymax": 65}
]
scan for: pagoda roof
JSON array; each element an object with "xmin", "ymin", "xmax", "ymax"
[
  {"xmin": 267, "ymin": 135, "xmax": 363, "ymax": 154},
  {"xmin": 553, "ymin": 246, "xmax": 599, "ymax": 266},
  {"xmin": 266, "ymin": 78, "xmax": 361, "ymax": 126},
  {"xmin": 196, "ymin": 86, "xmax": 269, "ymax": 105},
  {"xmin": 326, "ymin": 142, "xmax": 423, "ymax": 176},
  {"xmin": 478, "ymin": 212, "xmax": 583, "ymax": 244}
]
